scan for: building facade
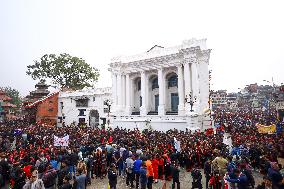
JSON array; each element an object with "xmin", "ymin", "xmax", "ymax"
[
  {"xmin": 57, "ymin": 88, "xmax": 111, "ymax": 127},
  {"xmin": 25, "ymin": 92, "xmax": 59, "ymax": 126},
  {"xmin": 109, "ymin": 38, "xmax": 211, "ymax": 131},
  {"xmin": 211, "ymin": 90, "xmax": 228, "ymax": 110}
]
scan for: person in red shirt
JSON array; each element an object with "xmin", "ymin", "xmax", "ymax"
[{"xmin": 151, "ymin": 155, "xmax": 159, "ymax": 183}]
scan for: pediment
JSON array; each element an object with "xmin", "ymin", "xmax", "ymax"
[{"xmin": 146, "ymin": 45, "xmax": 164, "ymax": 53}]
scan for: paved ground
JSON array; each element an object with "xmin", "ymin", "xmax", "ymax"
[{"xmin": 90, "ymin": 168, "xmax": 263, "ymax": 189}]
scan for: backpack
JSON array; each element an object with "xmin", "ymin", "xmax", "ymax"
[
  {"xmin": 242, "ymin": 169, "xmax": 255, "ymax": 187},
  {"xmin": 227, "ymin": 162, "xmax": 236, "ymax": 173},
  {"xmin": 38, "ymin": 159, "xmax": 48, "ymax": 174}
]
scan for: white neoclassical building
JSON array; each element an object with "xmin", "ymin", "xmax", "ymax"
[{"xmin": 109, "ymin": 38, "xmax": 212, "ymax": 131}]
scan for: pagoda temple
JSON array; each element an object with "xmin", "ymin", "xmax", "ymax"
[
  {"xmin": 23, "ymin": 79, "xmax": 50, "ymax": 123},
  {"xmin": 0, "ymin": 90, "xmax": 17, "ymax": 121}
]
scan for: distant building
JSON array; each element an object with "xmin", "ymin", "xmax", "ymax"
[
  {"xmin": 211, "ymin": 90, "xmax": 227, "ymax": 109},
  {"xmin": 57, "ymin": 87, "xmax": 111, "ymax": 127},
  {"xmin": 226, "ymin": 93, "xmax": 238, "ymax": 110},
  {"xmin": 23, "ymin": 79, "xmax": 51, "ymax": 123},
  {"xmin": 23, "ymin": 79, "xmax": 50, "ymax": 105},
  {"xmin": 0, "ymin": 90, "xmax": 16, "ymax": 121},
  {"xmin": 275, "ymin": 85, "xmax": 284, "ymax": 122}
]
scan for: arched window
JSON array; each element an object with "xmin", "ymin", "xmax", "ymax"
[
  {"xmin": 152, "ymin": 78, "xmax": 159, "ymax": 90},
  {"xmin": 168, "ymin": 74, "xmax": 178, "ymax": 88}
]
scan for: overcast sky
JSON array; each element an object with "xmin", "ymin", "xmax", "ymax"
[{"xmin": 0, "ymin": 0, "xmax": 283, "ymax": 96}]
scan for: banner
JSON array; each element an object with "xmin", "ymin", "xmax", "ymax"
[
  {"xmin": 54, "ymin": 135, "xmax": 69, "ymax": 146},
  {"xmin": 256, "ymin": 123, "xmax": 276, "ymax": 134}
]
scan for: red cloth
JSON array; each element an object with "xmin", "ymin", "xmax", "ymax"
[
  {"xmin": 22, "ymin": 165, "xmax": 32, "ymax": 178},
  {"xmin": 108, "ymin": 136, "xmax": 113, "ymax": 143}
]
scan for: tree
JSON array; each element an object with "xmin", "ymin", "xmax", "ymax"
[
  {"xmin": 26, "ymin": 53, "xmax": 100, "ymax": 90},
  {"xmin": 0, "ymin": 87, "xmax": 22, "ymax": 108}
]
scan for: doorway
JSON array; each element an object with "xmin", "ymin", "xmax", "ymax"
[{"xmin": 171, "ymin": 93, "xmax": 179, "ymax": 112}]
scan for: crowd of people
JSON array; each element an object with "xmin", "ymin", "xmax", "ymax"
[{"xmin": 0, "ymin": 108, "xmax": 283, "ymax": 189}]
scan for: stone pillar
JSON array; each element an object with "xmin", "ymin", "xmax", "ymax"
[
  {"xmin": 191, "ymin": 62, "xmax": 199, "ymax": 112},
  {"xmin": 122, "ymin": 75, "xmax": 126, "ymax": 109},
  {"xmin": 184, "ymin": 62, "xmax": 192, "ymax": 98},
  {"xmin": 125, "ymin": 74, "xmax": 131, "ymax": 115},
  {"xmin": 117, "ymin": 73, "xmax": 122, "ymax": 111},
  {"xmin": 111, "ymin": 73, "xmax": 117, "ymax": 107},
  {"xmin": 158, "ymin": 69, "xmax": 165, "ymax": 116},
  {"xmin": 191, "ymin": 62, "xmax": 199, "ymax": 98},
  {"xmin": 177, "ymin": 65, "xmax": 185, "ymax": 115},
  {"xmin": 140, "ymin": 71, "xmax": 147, "ymax": 115}
]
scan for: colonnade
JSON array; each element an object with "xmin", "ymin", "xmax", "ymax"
[{"xmin": 112, "ymin": 62, "xmax": 199, "ymax": 116}]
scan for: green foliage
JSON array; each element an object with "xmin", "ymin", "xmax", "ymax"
[
  {"xmin": 0, "ymin": 86, "xmax": 22, "ymax": 108},
  {"xmin": 26, "ymin": 53, "xmax": 100, "ymax": 90}
]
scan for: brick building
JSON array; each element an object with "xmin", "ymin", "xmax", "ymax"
[{"xmin": 25, "ymin": 92, "xmax": 59, "ymax": 126}]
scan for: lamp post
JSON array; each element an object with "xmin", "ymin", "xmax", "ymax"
[
  {"xmin": 105, "ymin": 99, "xmax": 111, "ymax": 128},
  {"xmin": 185, "ymin": 92, "xmax": 197, "ymax": 112}
]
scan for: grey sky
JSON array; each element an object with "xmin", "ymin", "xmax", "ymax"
[{"xmin": 0, "ymin": 0, "xmax": 283, "ymax": 96}]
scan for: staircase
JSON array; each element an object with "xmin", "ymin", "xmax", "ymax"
[
  {"xmin": 147, "ymin": 111, "xmax": 158, "ymax": 115},
  {"xmin": 131, "ymin": 112, "xmax": 140, "ymax": 115},
  {"xmin": 166, "ymin": 111, "xmax": 178, "ymax": 115}
]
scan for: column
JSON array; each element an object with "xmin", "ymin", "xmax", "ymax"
[
  {"xmin": 191, "ymin": 62, "xmax": 199, "ymax": 99},
  {"xmin": 117, "ymin": 73, "xmax": 122, "ymax": 111},
  {"xmin": 158, "ymin": 69, "xmax": 165, "ymax": 116},
  {"xmin": 125, "ymin": 74, "xmax": 131, "ymax": 115},
  {"xmin": 111, "ymin": 73, "xmax": 117, "ymax": 107},
  {"xmin": 140, "ymin": 71, "xmax": 147, "ymax": 115},
  {"xmin": 177, "ymin": 65, "xmax": 185, "ymax": 115},
  {"xmin": 191, "ymin": 62, "xmax": 199, "ymax": 112},
  {"xmin": 122, "ymin": 75, "xmax": 126, "ymax": 109},
  {"xmin": 184, "ymin": 62, "xmax": 192, "ymax": 97}
]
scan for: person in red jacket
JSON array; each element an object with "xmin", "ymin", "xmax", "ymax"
[
  {"xmin": 158, "ymin": 156, "xmax": 164, "ymax": 180},
  {"xmin": 151, "ymin": 155, "xmax": 159, "ymax": 183}
]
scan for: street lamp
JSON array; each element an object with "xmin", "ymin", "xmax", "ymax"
[
  {"xmin": 185, "ymin": 92, "xmax": 197, "ymax": 112},
  {"xmin": 105, "ymin": 99, "xmax": 112, "ymax": 127}
]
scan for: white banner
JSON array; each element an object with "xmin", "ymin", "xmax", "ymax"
[{"xmin": 54, "ymin": 135, "xmax": 69, "ymax": 147}]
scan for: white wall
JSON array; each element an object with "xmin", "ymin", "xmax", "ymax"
[
  {"xmin": 58, "ymin": 91, "xmax": 111, "ymax": 127},
  {"xmin": 113, "ymin": 115, "xmax": 211, "ymax": 132}
]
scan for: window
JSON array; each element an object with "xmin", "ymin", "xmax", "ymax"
[
  {"xmin": 138, "ymin": 80, "xmax": 141, "ymax": 91},
  {"xmin": 78, "ymin": 118, "xmax": 85, "ymax": 124},
  {"xmin": 104, "ymin": 107, "xmax": 109, "ymax": 113},
  {"xmin": 104, "ymin": 100, "xmax": 108, "ymax": 106},
  {"xmin": 60, "ymin": 102, "xmax": 64, "ymax": 109},
  {"xmin": 78, "ymin": 109, "xmax": 86, "ymax": 116},
  {"xmin": 168, "ymin": 75, "xmax": 178, "ymax": 88},
  {"xmin": 76, "ymin": 99, "xmax": 88, "ymax": 107},
  {"xmin": 152, "ymin": 78, "xmax": 159, "ymax": 90},
  {"xmin": 93, "ymin": 97, "xmax": 96, "ymax": 102}
]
